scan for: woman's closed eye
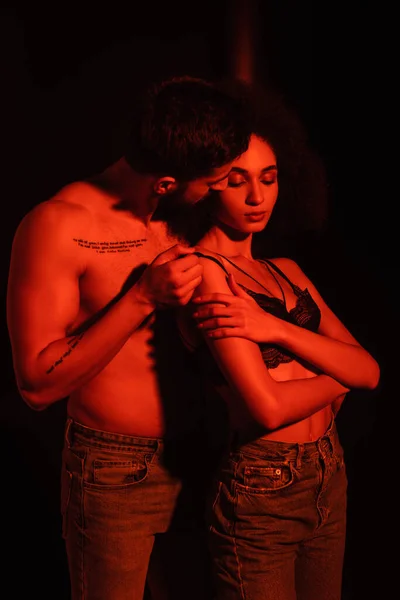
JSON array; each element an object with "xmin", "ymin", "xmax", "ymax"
[
  {"xmin": 228, "ymin": 178, "xmax": 246, "ymax": 188},
  {"xmin": 261, "ymin": 177, "xmax": 277, "ymax": 186},
  {"xmin": 228, "ymin": 177, "xmax": 277, "ymax": 188}
]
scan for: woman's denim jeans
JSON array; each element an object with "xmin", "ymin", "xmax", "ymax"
[{"xmin": 208, "ymin": 420, "xmax": 347, "ymax": 600}]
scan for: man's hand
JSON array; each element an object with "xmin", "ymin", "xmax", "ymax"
[
  {"xmin": 192, "ymin": 273, "xmax": 282, "ymax": 343},
  {"xmin": 135, "ymin": 244, "xmax": 203, "ymax": 308}
]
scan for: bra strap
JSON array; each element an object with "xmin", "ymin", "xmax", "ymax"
[
  {"xmin": 193, "ymin": 251, "xmax": 230, "ymax": 275},
  {"xmin": 258, "ymin": 258, "xmax": 298, "ymax": 293}
]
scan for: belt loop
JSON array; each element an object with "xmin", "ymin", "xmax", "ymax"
[
  {"xmin": 318, "ymin": 435, "xmax": 331, "ymax": 459},
  {"xmin": 325, "ymin": 424, "xmax": 335, "ymax": 456},
  {"xmin": 296, "ymin": 443, "xmax": 304, "ymax": 469}
]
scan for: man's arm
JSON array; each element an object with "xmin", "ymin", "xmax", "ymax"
[{"xmin": 7, "ymin": 199, "xmax": 202, "ymax": 410}]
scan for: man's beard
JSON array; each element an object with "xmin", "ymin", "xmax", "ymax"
[{"xmin": 153, "ymin": 192, "xmax": 213, "ymax": 245}]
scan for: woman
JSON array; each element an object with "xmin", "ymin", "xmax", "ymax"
[{"xmin": 176, "ymin": 82, "xmax": 380, "ymax": 600}]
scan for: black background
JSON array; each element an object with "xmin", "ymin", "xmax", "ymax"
[{"xmin": 1, "ymin": 2, "xmax": 395, "ymax": 598}]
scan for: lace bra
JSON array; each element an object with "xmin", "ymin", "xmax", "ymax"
[{"xmin": 185, "ymin": 252, "xmax": 321, "ymax": 384}]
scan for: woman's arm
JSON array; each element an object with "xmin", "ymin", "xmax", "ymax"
[
  {"xmin": 187, "ymin": 258, "xmax": 349, "ymax": 431},
  {"xmin": 192, "ymin": 260, "xmax": 380, "ymax": 391},
  {"xmin": 332, "ymin": 393, "xmax": 347, "ymax": 416}
]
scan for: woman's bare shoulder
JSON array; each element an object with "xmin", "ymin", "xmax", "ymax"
[{"xmin": 267, "ymin": 256, "xmax": 310, "ymax": 285}]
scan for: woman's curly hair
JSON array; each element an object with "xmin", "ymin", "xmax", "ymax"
[
  {"xmin": 166, "ymin": 78, "xmax": 330, "ymax": 256},
  {"xmin": 227, "ymin": 79, "xmax": 330, "ymax": 254}
]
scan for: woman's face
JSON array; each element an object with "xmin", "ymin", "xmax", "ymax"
[{"xmin": 212, "ymin": 134, "xmax": 278, "ymax": 233}]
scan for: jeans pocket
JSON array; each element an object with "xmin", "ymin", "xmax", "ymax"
[
  {"xmin": 236, "ymin": 461, "xmax": 294, "ymax": 494},
  {"xmin": 92, "ymin": 457, "xmax": 148, "ymax": 487},
  {"xmin": 82, "ymin": 444, "xmax": 154, "ymax": 490}
]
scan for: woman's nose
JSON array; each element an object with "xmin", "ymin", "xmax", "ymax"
[{"xmin": 246, "ymin": 182, "xmax": 263, "ymax": 205}]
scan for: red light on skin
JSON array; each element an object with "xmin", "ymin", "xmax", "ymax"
[{"xmin": 245, "ymin": 212, "xmax": 267, "ymax": 222}]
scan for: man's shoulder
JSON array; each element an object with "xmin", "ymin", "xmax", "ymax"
[
  {"xmin": 14, "ymin": 182, "xmax": 95, "ymax": 245},
  {"xmin": 24, "ymin": 181, "xmax": 103, "ymax": 222},
  {"xmin": 48, "ymin": 181, "xmax": 103, "ymax": 215}
]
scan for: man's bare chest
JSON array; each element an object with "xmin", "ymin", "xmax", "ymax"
[{"xmin": 76, "ymin": 223, "xmax": 181, "ymax": 312}]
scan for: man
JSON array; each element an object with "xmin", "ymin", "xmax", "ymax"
[{"xmin": 7, "ymin": 75, "xmax": 251, "ymax": 599}]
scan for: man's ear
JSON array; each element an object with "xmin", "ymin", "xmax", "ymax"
[{"xmin": 154, "ymin": 176, "xmax": 178, "ymax": 196}]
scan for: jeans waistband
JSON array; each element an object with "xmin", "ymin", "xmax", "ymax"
[
  {"xmin": 231, "ymin": 419, "xmax": 340, "ymax": 461},
  {"xmin": 65, "ymin": 417, "xmax": 162, "ymax": 450}
]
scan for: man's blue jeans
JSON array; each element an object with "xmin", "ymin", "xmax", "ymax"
[{"xmin": 61, "ymin": 418, "xmax": 216, "ymax": 599}]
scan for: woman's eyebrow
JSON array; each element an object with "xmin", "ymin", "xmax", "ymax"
[
  {"xmin": 230, "ymin": 165, "xmax": 277, "ymax": 174},
  {"xmin": 230, "ymin": 167, "xmax": 247, "ymax": 174}
]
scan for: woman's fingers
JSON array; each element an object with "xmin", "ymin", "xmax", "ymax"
[
  {"xmin": 192, "ymin": 293, "xmax": 236, "ymax": 306},
  {"xmin": 193, "ymin": 306, "xmax": 239, "ymax": 320}
]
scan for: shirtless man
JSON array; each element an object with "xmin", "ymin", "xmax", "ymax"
[{"xmin": 6, "ymin": 75, "xmax": 251, "ymax": 600}]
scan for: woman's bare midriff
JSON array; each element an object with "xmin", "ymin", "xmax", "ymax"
[
  {"xmin": 223, "ymin": 358, "xmax": 334, "ymax": 443},
  {"xmin": 259, "ymin": 408, "xmax": 333, "ymax": 443}
]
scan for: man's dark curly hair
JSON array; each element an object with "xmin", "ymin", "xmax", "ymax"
[{"xmin": 124, "ymin": 75, "xmax": 251, "ymax": 181}]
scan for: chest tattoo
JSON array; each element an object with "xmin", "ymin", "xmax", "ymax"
[{"xmin": 73, "ymin": 238, "xmax": 148, "ymax": 253}]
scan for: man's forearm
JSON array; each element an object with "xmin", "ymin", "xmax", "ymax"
[{"xmin": 17, "ymin": 288, "xmax": 155, "ymax": 410}]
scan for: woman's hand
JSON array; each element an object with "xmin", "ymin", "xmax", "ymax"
[{"xmin": 192, "ymin": 273, "xmax": 282, "ymax": 344}]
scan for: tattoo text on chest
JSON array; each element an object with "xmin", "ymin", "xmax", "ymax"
[
  {"xmin": 73, "ymin": 238, "xmax": 147, "ymax": 253},
  {"xmin": 46, "ymin": 333, "xmax": 84, "ymax": 374}
]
